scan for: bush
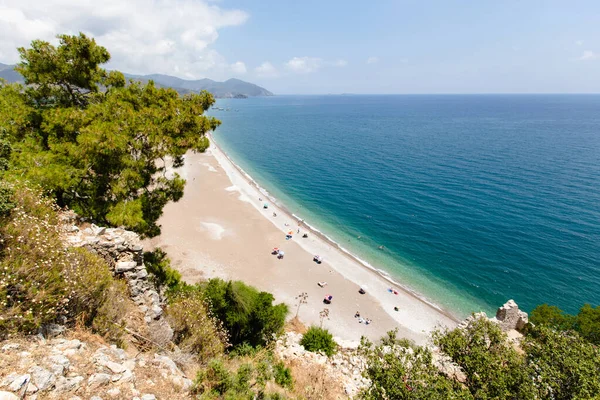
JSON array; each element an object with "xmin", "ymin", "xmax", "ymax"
[
  {"xmin": 530, "ymin": 303, "xmax": 600, "ymax": 345},
  {"xmin": 143, "ymin": 248, "xmax": 182, "ymax": 290},
  {"xmin": 203, "ymin": 278, "xmax": 288, "ymax": 348},
  {"xmin": 273, "ymin": 362, "xmax": 293, "ymax": 389},
  {"xmin": 300, "ymin": 326, "xmax": 337, "ymax": 357},
  {"xmin": 166, "ymin": 287, "xmax": 229, "ymax": 362},
  {"xmin": 0, "ymin": 185, "xmax": 129, "ymax": 339}
]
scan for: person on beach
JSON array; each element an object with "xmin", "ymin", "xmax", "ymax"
[
  {"xmin": 355, "ymin": 311, "xmax": 360, "ymax": 318},
  {"xmin": 273, "ymin": 212, "xmax": 277, "ymax": 217}
]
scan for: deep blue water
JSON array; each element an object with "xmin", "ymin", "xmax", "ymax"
[{"xmin": 209, "ymin": 95, "xmax": 600, "ymax": 317}]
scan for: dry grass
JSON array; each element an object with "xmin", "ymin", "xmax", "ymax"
[
  {"xmin": 285, "ymin": 359, "xmax": 347, "ymax": 399},
  {"xmin": 286, "ymin": 316, "xmax": 308, "ymax": 335}
]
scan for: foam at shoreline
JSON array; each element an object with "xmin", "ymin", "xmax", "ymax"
[{"xmin": 208, "ymin": 133, "xmax": 459, "ymax": 325}]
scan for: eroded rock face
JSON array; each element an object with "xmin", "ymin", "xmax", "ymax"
[
  {"xmin": 495, "ymin": 299, "xmax": 528, "ymax": 332},
  {"xmin": 60, "ymin": 212, "xmax": 173, "ymax": 345}
]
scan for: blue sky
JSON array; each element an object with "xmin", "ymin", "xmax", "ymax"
[
  {"xmin": 1, "ymin": 0, "xmax": 599, "ymax": 94},
  {"xmin": 215, "ymin": 0, "xmax": 600, "ymax": 94}
]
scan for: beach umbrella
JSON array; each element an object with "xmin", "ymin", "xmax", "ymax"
[{"xmin": 278, "ymin": 250, "xmax": 285, "ymax": 256}]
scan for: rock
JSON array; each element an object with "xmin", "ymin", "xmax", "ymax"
[
  {"xmin": 1, "ymin": 343, "xmax": 20, "ymax": 352},
  {"xmin": 150, "ymin": 305, "xmax": 163, "ymax": 319},
  {"xmin": 141, "ymin": 395, "xmax": 156, "ymax": 400},
  {"xmin": 54, "ymin": 376, "xmax": 84, "ymax": 393},
  {"xmin": 1, "ymin": 373, "xmax": 30, "ymax": 392},
  {"xmin": 91, "ymin": 224, "xmax": 106, "ymax": 235},
  {"xmin": 103, "ymin": 360, "xmax": 126, "ymax": 374},
  {"xmin": 56, "ymin": 339, "xmax": 82, "ymax": 351},
  {"xmin": 115, "ymin": 261, "xmax": 137, "ymax": 273},
  {"xmin": 87, "ymin": 373, "xmax": 111, "ymax": 388},
  {"xmin": 153, "ymin": 354, "xmax": 179, "ymax": 375},
  {"xmin": 90, "ymin": 397, "xmax": 103, "ymax": 400},
  {"xmin": 106, "ymin": 387, "xmax": 121, "ymax": 397},
  {"xmin": 41, "ymin": 323, "xmax": 66, "ymax": 338},
  {"xmin": 29, "ymin": 366, "xmax": 55, "ymax": 391},
  {"xmin": 47, "ymin": 354, "xmax": 70, "ymax": 375},
  {"xmin": 0, "ymin": 392, "xmax": 19, "ymax": 400},
  {"xmin": 119, "ymin": 369, "xmax": 135, "ymax": 383},
  {"xmin": 495, "ymin": 299, "xmax": 528, "ymax": 331}
]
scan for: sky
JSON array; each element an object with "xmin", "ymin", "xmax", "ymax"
[{"xmin": 1, "ymin": 0, "xmax": 599, "ymax": 94}]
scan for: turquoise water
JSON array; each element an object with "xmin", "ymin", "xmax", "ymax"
[{"xmin": 209, "ymin": 95, "xmax": 600, "ymax": 317}]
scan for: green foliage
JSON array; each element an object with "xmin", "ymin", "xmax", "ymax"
[
  {"xmin": 273, "ymin": 362, "xmax": 293, "ymax": 389},
  {"xmin": 143, "ymin": 248, "xmax": 181, "ymax": 289},
  {"xmin": 530, "ymin": 303, "xmax": 575, "ymax": 331},
  {"xmin": 0, "ymin": 185, "xmax": 128, "ymax": 339},
  {"xmin": 2, "ymin": 33, "xmax": 220, "ymax": 237},
  {"xmin": 434, "ymin": 317, "xmax": 535, "ymax": 399},
  {"xmin": 193, "ymin": 352, "xmax": 292, "ymax": 400},
  {"xmin": 300, "ymin": 326, "xmax": 337, "ymax": 357},
  {"xmin": 202, "ymin": 278, "xmax": 288, "ymax": 348},
  {"xmin": 523, "ymin": 325, "xmax": 600, "ymax": 399},
  {"xmin": 360, "ymin": 316, "xmax": 600, "ymax": 399},
  {"xmin": 530, "ymin": 303, "xmax": 600, "ymax": 345},
  {"xmin": 359, "ymin": 330, "xmax": 468, "ymax": 400},
  {"xmin": 166, "ymin": 287, "xmax": 228, "ymax": 362}
]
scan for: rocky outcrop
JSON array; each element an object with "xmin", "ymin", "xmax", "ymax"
[
  {"xmin": 0, "ymin": 336, "xmax": 192, "ymax": 399},
  {"xmin": 457, "ymin": 300, "xmax": 529, "ymax": 333},
  {"xmin": 60, "ymin": 213, "xmax": 173, "ymax": 345},
  {"xmin": 495, "ymin": 299, "xmax": 528, "ymax": 331}
]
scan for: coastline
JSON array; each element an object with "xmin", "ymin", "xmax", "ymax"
[
  {"xmin": 147, "ymin": 133, "xmax": 458, "ymax": 345},
  {"xmin": 209, "ymin": 133, "xmax": 460, "ymax": 324}
]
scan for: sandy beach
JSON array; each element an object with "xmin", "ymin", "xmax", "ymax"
[{"xmin": 147, "ymin": 137, "xmax": 458, "ymax": 346}]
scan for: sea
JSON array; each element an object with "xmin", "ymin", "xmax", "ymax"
[{"xmin": 208, "ymin": 95, "xmax": 600, "ymax": 318}]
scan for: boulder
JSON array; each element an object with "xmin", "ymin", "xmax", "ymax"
[
  {"xmin": 29, "ymin": 366, "xmax": 55, "ymax": 391},
  {"xmin": 0, "ymin": 392, "xmax": 19, "ymax": 400},
  {"xmin": 115, "ymin": 261, "xmax": 137, "ymax": 273}
]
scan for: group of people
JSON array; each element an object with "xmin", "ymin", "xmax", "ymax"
[{"xmin": 354, "ymin": 311, "xmax": 372, "ymax": 325}]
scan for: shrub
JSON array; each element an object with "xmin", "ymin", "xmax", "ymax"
[
  {"xmin": 166, "ymin": 287, "xmax": 229, "ymax": 362},
  {"xmin": 0, "ymin": 185, "xmax": 128, "ymax": 340},
  {"xmin": 203, "ymin": 278, "xmax": 288, "ymax": 348},
  {"xmin": 273, "ymin": 362, "xmax": 293, "ymax": 389},
  {"xmin": 143, "ymin": 248, "xmax": 182, "ymax": 290},
  {"xmin": 300, "ymin": 326, "xmax": 337, "ymax": 357}
]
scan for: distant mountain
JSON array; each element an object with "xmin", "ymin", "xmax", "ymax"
[
  {"xmin": 127, "ymin": 74, "xmax": 273, "ymax": 98},
  {"xmin": 0, "ymin": 63, "xmax": 274, "ymax": 98},
  {"xmin": 0, "ymin": 63, "xmax": 21, "ymax": 83}
]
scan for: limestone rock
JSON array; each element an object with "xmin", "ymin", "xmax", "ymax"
[
  {"xmin": 495, "ymin": 299, "xmax": 528, "ymax": 331},
  {"xmin": 29, "ymin": 366, "xmax": 55, "ymax": 391},
  {"xmin": 54, "ymin": 376, "xmax": 83, "ymax": 393},
  {"xmin": 0, "ymin": 391, "xmax": 19, "ymax": 400},
  {"xmin": 87, "ymin": 373, "xmax": 111, "ymax": 388}
]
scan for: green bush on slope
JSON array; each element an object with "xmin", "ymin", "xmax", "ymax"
[{"xmin": 300, "ymin": 326, "xmax": 337, "ymax": 357}]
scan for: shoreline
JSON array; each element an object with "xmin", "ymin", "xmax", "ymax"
[
  {"xmin": 209, "ymin": 132, "xmax": 460, "ymax": 325},
  {"xmin": 148, "ymin": 133, "xmax": 459, "ymax": 345}
]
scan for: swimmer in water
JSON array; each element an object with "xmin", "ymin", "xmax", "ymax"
[{"xmin": 378, "ymin": 245, "xmax": 385, "ymax": 250}]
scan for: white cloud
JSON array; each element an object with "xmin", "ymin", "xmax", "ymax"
[
  {"xmin": 230, "ymin": 61, "xmax": 247, "ymax": 74},
  {"xmin": 255, "ymin": 61, "xmax": 278, "ymax": 77},
  {"xmin": 0, "ymin": 0, "xmax": 249, "ymax": 79},
  {"xmin": 333, "ymin": 59, "xmax": 348, "ymax": 67},
  {"xmin": 285, "ymin": 56, "xmax": 322, "ymax": 73},
  {"xmin": 367, "ymin": 56, "xmax": 379, "ymax": 64},
  {"xmin": 576, "ymin": 40, "xmax": 584, "ymax": 46},
  {"xmin": 579, "ymin": 50, "xmax": 599, "ymax": 61}
]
